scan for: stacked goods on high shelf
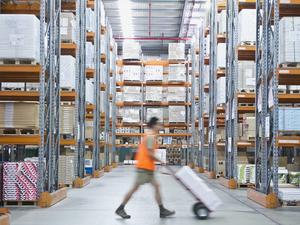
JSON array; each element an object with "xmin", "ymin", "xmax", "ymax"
[
  {"xmin": 145, "ymin": 65, "xmax": 163, "ymax": 81},
  {"xmin": 169, "ymin": 106, "xmax": 186, "ymax": 123},
  {"xmin": 86, "ymin": 8, "xmax": 96, "ymax": 33},
  {"xmin": 58, "ymin": 156, "xmax": 76, "ymax": 187},
  {"xmin": 168, "ymin": 43, "xmax": 185, "ymax": 60},
  {"xmin": 216, "ymin": 77, "xmax": 226, "ymax": 105},
  {"xmin": 61, "ymin": 55, "xmax": 76, "ymax": 89},
  {"xmin": 217, "ymin": 43, "xmax": 226, "ymax": 68},
  {"xmin": 86, "ymin": 79, "xmax": 95, "ymax": 104},
  {"xmin": 218, "ymin": 9, "xmax": 226, "ymax": 35},
  {"xmin": 123, "ymin": 65, "xmax": 141, "ymax": 81},
  {"xmin": 238, "ymin": 61, "xmax": 256, "ymax": 92},
  {"xmin": 146, "ymin": 108, "xmax": 164, "ymax": 122},
  {"xmin": 238, "ymin": 9, "xmax": 256, "ymax": 44},
  {"xmin": 60, "ymin": 104, "xmax": 75, "ymax": 136},
  {"xmin": 167, "ymin": 87, "xmax": 186, "ymax": 102},
  {"xmin": 168, "ymin": 64, "xmax": 186, "ymax": 82},
  {"xmin": 122, "ymin": 41, "xmax": 142, "ymax": 60},
  {"xmin": 238, "ymin": 114, "xmax": 255, "ymax": 141},
  {"xmin": 122, "ymin": 108, "xmax": 140, "ymax": 123},
  {"xmin": 61, "ymin": 12, "xmax": 76, "ymax": 43},
  {"xmin": 0, "ymin": 14, "xmax": 40, "ymax": 63},
  {"xmin": 123, "ymin": 87, "xmax": 141, "ymax": 102},
  {"xmin": 145, "ymin": 86, "xmax": 163, "ymax": 102},
  {"xmin": 86, "ymin": 42, "xmax": 95, "ymax": 69}
]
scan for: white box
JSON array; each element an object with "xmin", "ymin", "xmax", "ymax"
[
  {"xmin": 60, "ymin": 55, "xmax": 76, "ymax": 89},
  {"xmin": 217, "ymin": 43, "xmax": 226, "ymax": 68},
  {"xmin": 218, "ymin": 10, "xmax": 227, "ymax": 34},
  {"xmin": 123, "ymin": 108, "xmax": 140, "ymax": 123},
  {"xmin": 238, "ymin": 9, "xmax": 256, "ymax": 43},
  {"xmin": 175, "ymin": 166, "xmax": 222, "ymax": 211},
  {"xmin": 169, "ymin": 106, "xmax": 186, "ymax": 123},
  {"xmin": 167, "ymin": 87, "xmax": 186, "ymax": 102},
  {"xmin": 123, "ymin": 66, "xmax": 141, "ymax": 81},
  {"xmin": 168, "ymin": 43, "xmax": 185, "ymax": 60},
  {"xmin": 123, "ymin": 86, "xmax": 141, "ymax": 102},
  {"xmin": 145, "ymin": 65, "xmax": 163, "ymax": 81},
  {"xmin": 146, "ymin": 108, "xmax": 164, "ymax": 122},
  {"xmin": 0, "ymin": 14, "xmax": 40, "ymax": 62},
  {"xmin": 238, "ymin": 61, "xmax": 256, "ymax": 91},
  {"xmin": 86, "ymin": 8, "xmax": 95, "ymax": 32},
  {"xmin": 86, "ymin": 79, "xmax": 94, "ymax": 104},
  {"xmin": 217, "ymin": 77, "xmax": 226, "ymax": 105},
  {"xmin": 168, "ymin": 64, "xmax": 186, "ymax": 82},
  {"xmin": 145, "ymin": 86, "xmax": 163, "ymax": 102},
  {"xmin": 61, "ymin": 12, "xmax": 76, "ymax": 43},
  {"xmin": 123, "ymin": 41, "xmax": 141, "ymax": 60},
  {"xmin": 86, "ymin": 42, "xmax": 95, "ymax": 69}
]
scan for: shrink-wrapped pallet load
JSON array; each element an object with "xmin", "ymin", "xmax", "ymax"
[
  {"xmin": 86, "ymin": 8, "xmax": 95, "ymax": 32},
  {"xmin": 169, "ymin": 106, "xmax": 186, "ymax": 123},
  {"xmin": 237, "ymin": 164, "xmax": 255, "ymax": 185},
  {"xmin": 61, "ymin": 55, "xmax": 76, "ymax": 89},
  {"xmin": 85, "ymin": 120, "xmax": 93, "ymax": 139},
  {"xmin": 146, "ymin": 108, "xmax": 164, "ymax": 122},
  {"xmin": 145, "ymin": 86, "xmax": 163, "ymax": 102},
  {"xmin": 86, "ymin": 42, "xmax": 95, "ymax": 69},
  {"xmin": 60, "ymin": 104, "xmax": 75, "ymax": 135},
  {"xmin": 168, "ymin": 43, "xmax": 185, "ymax": 60},
  {"xmin": 218, "ymin": 10, "xmax": 227, "ymax": 34},
  {"xmin": 86, "ymin": 79, "xmax": 95, "ymax": 104},
  {"xmin": 145, "ymin": 65, "xmax": 163, "ymax": 81},
  {"xmin": 279, "ymin": 17, "xmax": 300, "ymax": 64},
  {"xmin": 238, "ymin": 9, "xmax": 256, "ymax": 43},
  {"xmin": 0, "ymin": 14, "xmax": 40, "ymax": 62},
  {"xmin": 279, "ymin": 107, "xmax": 300, "ymax": 131},
  {"xmin": 0, "ymin": 102, "xmax": 39, "ymax": 129},
  {"xmin": 216, "ymin": 77, "xmax": 226, "ymax": 105},
  {"xmin": 123, "ymin": 66, "xmax": 141, "ymax": 81},
  {"xmin": 217, "ymin": 43, "xmax": 226, "ymax": 68},
  {"xmin": 205, "ymin": 35, "xmax": 210, "ymax": 56},
  {"xmin": 61, "ymin": 12, "xmax": 76, "ymax": 43},
  {"xmin": 238, "ymin": 61, "xmax": 256, "ymax": 91},
  {"xmin": 58, "ymin": 156, "xmax": 76, "ymax": 186},
  {"xmin": 168, "ymin": 64, "xmax": 186, "ymax": 82},
  {"xmin": 123, "ymin": 108, "xmax": 140, "ymax": 123},
  {"xmin": 123, "ymin": 86, "xmax": 141, "ymax": 102},
  {"xmin": 167, "ymin": 87, "xmax": 186, "ymax": 102},
  {"xmin": 123, "ymin": 41, "xmax": 142, "ymax": 60}
]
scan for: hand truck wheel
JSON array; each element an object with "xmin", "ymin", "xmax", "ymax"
[{"xmin": 193, "ymin": 202, "xmax": 209, "ymax": 220}]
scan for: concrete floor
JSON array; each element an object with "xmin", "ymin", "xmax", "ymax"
[{"xmin": 10, "ymin": 166, "xmax": 300, "ymax": 225}]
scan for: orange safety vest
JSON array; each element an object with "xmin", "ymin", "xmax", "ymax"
[{"xmin": 135, "ymin": 134, "xmax": 158, "ymax": 171}]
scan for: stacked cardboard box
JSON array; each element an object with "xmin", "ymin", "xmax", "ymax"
[
  {"xmin": 238, "ymin": 9, "xmax": 256, "ymax": 43},
  {"xmin": 85, "ymin": 120, "xmax": 93, "ymax": 139},
  {"xmin": 217, "ymin": 77, "xmax": 226, "ymax": 105},
  {"xmin": 167, "ymin": 87, "xmax": 186, "ymax": 102},
  {"xmin": 60, "ymin": 104, "xmax": 75, "ymax": 135},
  {"xmin": 168, "ymin": 64, "xmax": 186, "ymax": 82},
  {"xmin": 238, "ymin": 61, "xmax": 256, "ymax": 91},
  {"xmin": 123, "ymin": 108, "xmax": 140, "ymax": 123},
  {"xmin": 123, "ymin": 41, "xmax": 142, "ymax": 60},
  {"xmin": 123, "ymin": 66, "xmax": 141, "ymax": 81},
  {"xmin": 279, "ymin": 17, "xmax": 300, "ymax": 64},
  {"xmin": 146, "ymin": 108, "xmax": 164, "ymax": 122},
  {"xmin": 86, "ymin": 79, "xmax": 95, "ymax": 104},
  {"xmin": 61, "ymin": 55, "xmax": 76, "ymax": 89},
  {"xmin": 168, "ymin": 43, "xmax": 185, "ymax": 60},
  {"xmin": 145, "ymin": 86, "xmax": 163, "ymax": 102},
  {"xmin": 217, "ymin": 43, "xmax": 226, "ymax": 68},
  {"xmin": 205, "ymin": 35, "xmax": 210, "ymax": 56},
  {"xmin": 0, "ymin": 102, "xmax": 39, "ymax": 129},
  {"xmin": 61, "ymin": 12, "xmax": 76, "ymax": 43},
  {"xmin": 86, "ymin": 42, "xmax": 95, "ymax": 69},
  {"xmin": 145, "ymin": 66, "xmax": 163, "ymax": 81},
  {"xmin": 218, "ymin": 10, "xmax": 227, "ymax": 34},
  {"xmin": 123, "ymin": 87, "xmax": 141, "ymax": 102},
  {"xmin": 86, "ymin": 8, "xmax": 95, "ymax": 32},
  {"xmin": 58, "ymin": 156, "xmax": 76, "ymax": 186},
  {"xmin": 240, "ymin": 114, "xmax": 255, "ymax": 141},
  {"xmin": 0, "ymin": 14, "xmax": 40, "ymax": 62},
  {"xmin": 169, "ymin": 106, "xmax": 186, "ymax": 123},
  {"xmin": 279, "ymin": 108, "xmax": 300, "ymax": 131}
]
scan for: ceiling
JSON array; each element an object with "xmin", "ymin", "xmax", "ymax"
[{"xmin": 103, "ymin": 0, "xmax": 208, "ymax": 56}]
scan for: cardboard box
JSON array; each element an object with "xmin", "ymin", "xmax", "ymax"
[{"xmin": 238, "ymin": 9, "xmax": 256, "ymax": 43}]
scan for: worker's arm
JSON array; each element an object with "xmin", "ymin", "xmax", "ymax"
[{"xmin": 146, "ymin": 135, "xmax": 162, "ymax": 163}]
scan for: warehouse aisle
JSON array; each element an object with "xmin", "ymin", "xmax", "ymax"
[{"xmin": 10, "ymin": 166, "xmax": 300, "ymax": 225}]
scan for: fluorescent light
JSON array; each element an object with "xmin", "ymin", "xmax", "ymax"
[{"xmin": 118, "ymin": 0, "xmax": 133, "ymax": 37}]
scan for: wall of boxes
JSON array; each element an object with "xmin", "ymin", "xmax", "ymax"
[{"xmin": 0, "ymin": 0, "xmax": 115, "ymax": 201}]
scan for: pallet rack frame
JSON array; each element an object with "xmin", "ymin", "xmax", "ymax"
[
  {"xmin": 111, "ymin": 42, "xmax": 117, "ymax": 164},
  {"xmin": 75, "ymin": 0, "xmax": 87, "ymax": 178},
  {"xmin": 254, "ymin": 0, "xmax": 279, "ymax": 195},
  {"xmin": 208, "ymin": 0, "xmax": 218, "ymax": 174},
  {"xmin": 224, "ymin": 0, "xmax": 238, "ymax": 181},
  {"xmin": 190, "ymin": 37, "xmax": 196, "ymax": 165},
  {"xmin": 92, "ymin": 0, "xmax": 102, "ymax": 172}
]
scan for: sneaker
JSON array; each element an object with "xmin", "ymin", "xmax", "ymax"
[
  {"xmin": 115, "ymin": 208, "xmax": 131, "ymax": 219},
  {"xmin": 160, "ymin": 208, "xmax": 175, "ymax": 218}
]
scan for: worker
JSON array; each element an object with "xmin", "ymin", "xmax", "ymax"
[{"xmin": 115, "ymin": 117, "xmax": 175, "ymax": 219}]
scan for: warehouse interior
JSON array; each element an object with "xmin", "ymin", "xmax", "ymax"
[{"xmin": 0, "ymin": 0, "xmax": 300, "ymax": 224}]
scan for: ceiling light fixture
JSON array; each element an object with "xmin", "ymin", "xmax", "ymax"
[{"xmin": 118, "ymin": 0, "xmax": 133, "ymax": 37}]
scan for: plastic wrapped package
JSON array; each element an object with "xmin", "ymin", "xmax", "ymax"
[
  {"xmin": 204, "ymin": 93, "xmax": 209, "ymax": 114},
  {"xmin": 1, "ymin": 82, "xmax": 25, "ymax": 90},
  {"xmin": 86, "ymin": 8, "xmax": 95, "ymax": 32},
  {"xmin": 86, "ymin": 42, "xmax": 95, "ymax": 69},
  {"xmin": 169, "ymin": 106, "xmax": 186, "ymax": 123},
  {"xmin": 100, "ymin": 0, "xmax": 106, "ymax": 26},
  {"xmin": 216, "ymin": 77, "xmax": 226, "ymax": 105},
  {"xmin": 58, "ymin": 156, "xmax": 76, "ymax": 186},
  {"xmin": 100, "ymin": 91, "xmax": 105, "ymax": 112},
  {"xmin": 85, "ymin": 120, "xmax": 93, "ymax": 139},
  {"xmin": 145, "ymin": 86, "xmax": 163, "ymax": 102},
  {"xmin": 146, "ymin": 108, "xmax": 164, "ymax": 122},
  {"xmin": 167, "ymin": 87, "xmax": 186, "ymax": 102},
  {"xmin": 123, "ymin": 41, "xmax": 142, "ymax": 60},
  {"xmin": 238, "ymin": 61, "xmax": 256, "ymax": 91},
  {"xmin": 238, "ymin": 9, "xmax": 256, "ymax": 43},
  {"xmin": 145, "ymin": 65, "xmax": 163, "ymax": 81},
  {"xmin": 0, "ymin": 102, "xmax": 39, "ymax": 129},
  {"xmin": 0, "ymin": 14, "xmax": 40, "ymax": 62},
  {"xmin": 123, "ymin": 108, "xmax": 140, "ymax": 123},
  {"xmin": 61, "ymin": 12, "xmax": 76, "ymax": 43},
  {"xmin": 279, "ymin": 107, "xmax": 300, "ymax": 131},
  {"xmin": 123, "ymin": 86, "xmax": 141, "ymax": 102},
  {"xmin": 237, "ymin": 164, "xmax": 255, "ymax": 184},
  {"xmin": 205, "ymin": 35, "xmax": 210, "ymax": 56},
  {"xmin": 203, "ymin": 65, "xmax": 210, "ymax": 85},
  {"xmin": 217, "ymin": 43, "xmax": 226, "ymax": 68},
  {"xmin": 279, "ymin": 17, "xmax": 300, "ymax": 64},
  {"xmin": 218, "ymin": 10, "xmax": 227, "ymax": 34},
  {"xmin": 86, "ymin": 79, "xmax": 95, "ymax": 104},
  {"xmin": 60, "ymin": 104, "xmax": 75, "ymax": 134},
  {"xmin": 61, "ymin": 55, "xmax": 76, "ymax": 89},
  {"xmin": 168, "ymin": 64, "xmax": 186, "ymax": 82},
  {"xmin": 168, "ymin": 43, "xmax": 185, "ymax": 60},
  {"xmin": 123, "ymin": 66, "xmax": 141, "ymax": 81}
]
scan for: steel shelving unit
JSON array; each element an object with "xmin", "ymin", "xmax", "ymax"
[
  {"xmin": 208, "ymin": 0, "xmax": 218, "ymax": 177},
  {"xmin": 111, "ymin": 42, "xmax": 117, "ymax": 165}
]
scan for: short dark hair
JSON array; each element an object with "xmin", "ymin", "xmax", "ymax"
[{"xmin": 147, "ymin": 117, "xmax": 159, "ymax": 128}]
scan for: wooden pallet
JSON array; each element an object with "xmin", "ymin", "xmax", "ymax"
[
  {"xmin": 279, "ymin": 62, "xmax": 300, "ymax": 68},
  {"xmin": 60, "ymin": 87, "xmax": 75, "ymax": 92},
  {"xmin": 239, "ymin": 183, "xmax": 255, "ymax": 188},
  {"xmin": 239, "ymin": 103, "xmax": 255, "ymax": 107},
  {"xmin": 240, "ymin": 89, "xmax": 255, "ymax": 93},
  {"xmin": 0, "ymin": 128, "xmax": 39, "ymax": 135},
  {"xmin": 4, "ymin": 200, "xmax": 37, "ymax": 207},
  {"xmin": 280, "ymin": 200, "xmax": 300, "ymax": 207},
  {"xmin": 58, "ymin": 183, "xmax": 73, "ymax": 189},
  {"xmin": 239, "ymin": 41, "xmax": 256, "ymax": 46},
  {"xmin": 2, "ymin": 87, "xmax": 25, "ymax": 91},
  {"xmin": 0, "ymin": 59, "xmax": 38, "ymax": 65}
]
